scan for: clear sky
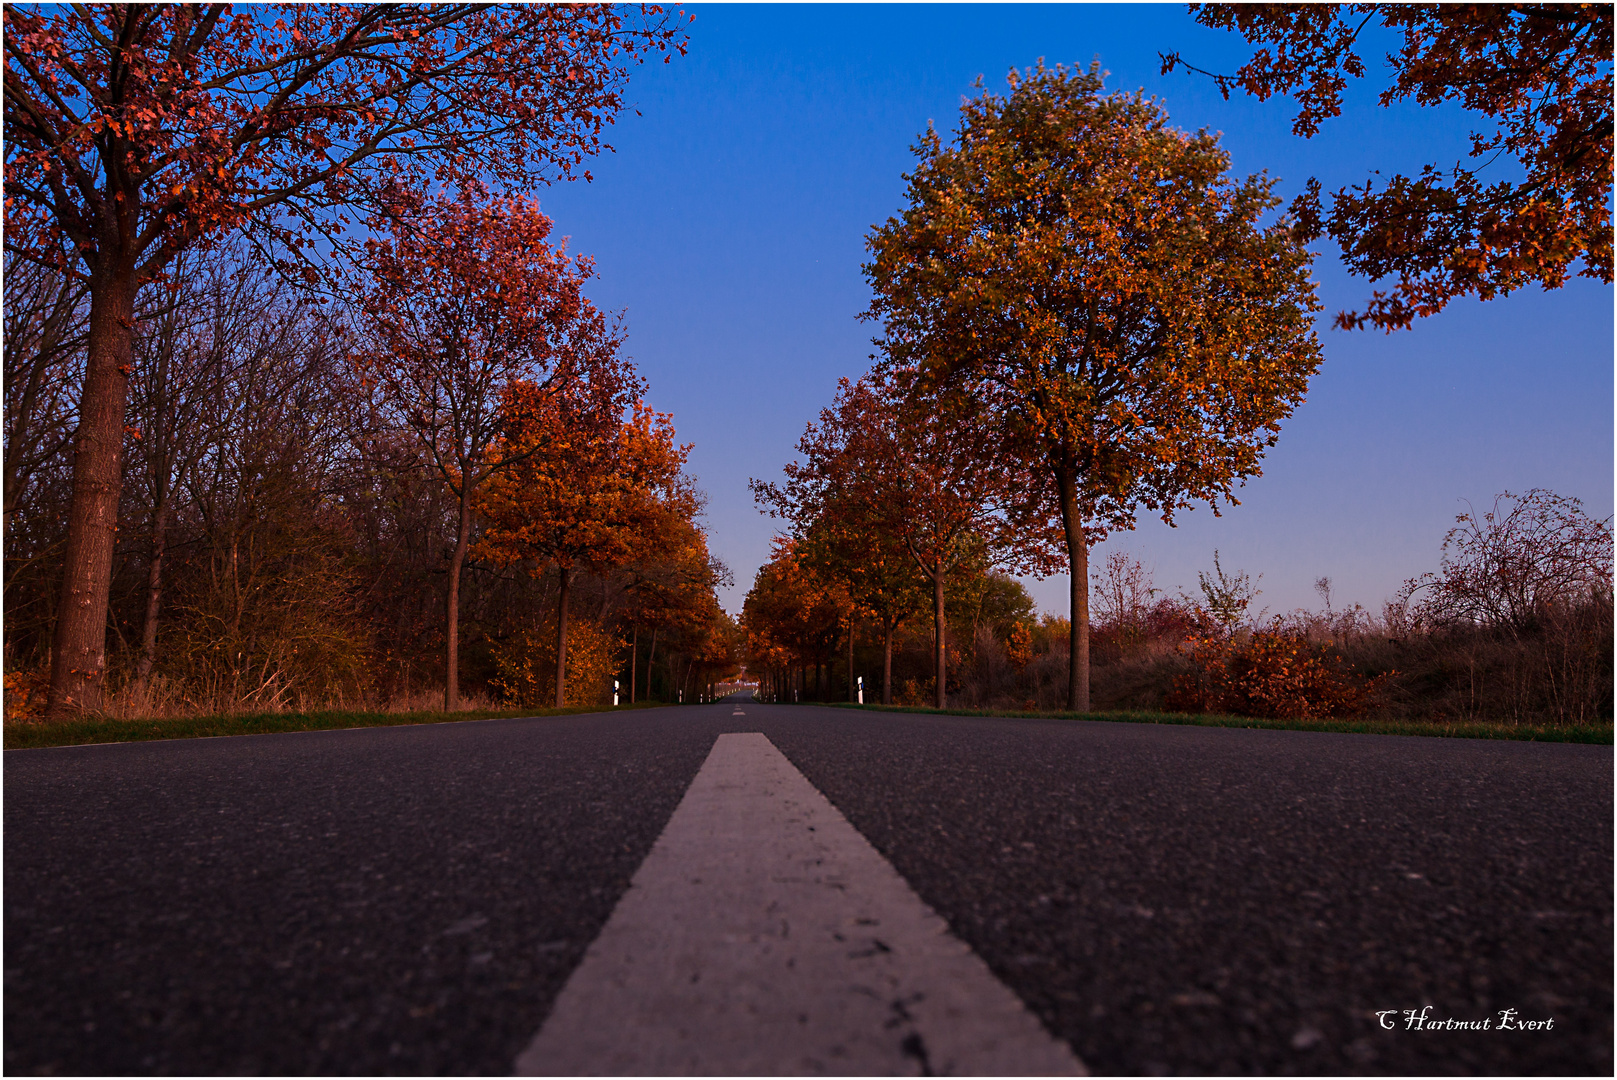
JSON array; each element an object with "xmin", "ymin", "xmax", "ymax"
[{"xmin": 535, "ymin": 2, "xmax": 1614, "ymax": 620}]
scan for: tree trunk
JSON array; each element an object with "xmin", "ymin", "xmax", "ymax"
[
  {"xmin": 883, "ymin": 620, "xmax": 894, "ymax": 705},
  {"xmin": 48, "ymin": 270, "xmax": 136, "ymax": 716},
  {"xmin": 1055, "ymin": 466, "xmax": 1090, "ymax": 711},
  {"xmin": 933, "ymin": 561, "xmax": 947, "ymax": 709},
  {"xmin": 554, "ymin": 565, "xmax": 571, "ymax": 708},
  {"xmin": 129, "ymin": 490, "xmax": 171, "ymax": 708},
  {"xmin": 444, "ymin": 483, "xmax": 474, "ymax": 711},
  {"xmin": 645, "ymin": 627, "xmax": 658, "ymax": 701},
  {"xmin": 847, "ymin": 620, "xmax": 856, "ymax": 702},
  {"xmin": 630, "ymin": 624, "xmax": 638, "ymax": 704}
]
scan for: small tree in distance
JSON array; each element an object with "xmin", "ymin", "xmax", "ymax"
[
  {"xmin": 755, "ymin": 375, "xmax": 1058, "ymax": 709},
  {"xmin": 477, "ymin": 394, "xmax": 695, "ymax": 707},
  {"xmin": 865, "ymin": 63, "xmax": 1324, "ymax": 712}
]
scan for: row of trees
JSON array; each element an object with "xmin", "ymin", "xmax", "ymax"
[
  {"xmin": 3, "ymin": 3, "xmax": 698, "ymax": 717},
  {"xmin": 4, "ymin": 234, "xmax": 734, "ymax": 718},
  {"xmin": 749, "ymin": 64, "xmax": 1323, "ymax": 711},
  {"xmin": 4, "ymin": 4, "xmax": 737, "ymax": 718},
  {"xmin": 743, "ymin": 489, "xmax": 1612, "ymax": 723}
]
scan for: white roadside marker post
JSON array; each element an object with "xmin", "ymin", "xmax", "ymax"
[
  {"xmin": 614, "ymin": 680, "xmax": 620, "ymax": 707},
  {"xmin": 857, "ymin": 675, "xmax": 863, "ymax": 704}
]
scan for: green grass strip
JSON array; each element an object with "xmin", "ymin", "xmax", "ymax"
[
  {"xmin": 814, "ymin": 702, "xmax": 1614, "ymax": 744},
  {"xmin": 3, "ymin": 702, "xmax": 671, "ymax": 750}
]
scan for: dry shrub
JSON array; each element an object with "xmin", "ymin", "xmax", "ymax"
[
  {"xmin": 152, "ymin": 545, "xmax": 374, "ymax": 715},
  {"xmin": 491, "ymin": 618, "xmax": 623, "ymax": 708},
  {"xmin": 1167, "ymin": 626, "xmax": 1392, "ymax": 719},
  {"xmin": 3, "ymin": 668, "xmax": 50, "ymax": 722}
]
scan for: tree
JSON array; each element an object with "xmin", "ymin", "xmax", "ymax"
[
  {"xmin": 477, "ymin": 392, "xmax": 694, "ymax": 707},
  {"xmin": 3, "ymin": 2, "xmax": 686, "ymax": 713},
  {"xmin": 1162, "ymin": 4, "xmax": 1613, "ymax": 331},
  {"xmin": 359, "ymin": 191, "xmax": 628, "ymax": 709},
  {"xmin": 623, "ymin": 516, "xmax": 732, "ymax": 702},
  {"xmin": 122, "ymin": 246, "xmax": 306, "ymax": 706},
  {"xmin": 756, "ymin": 376, "xmax": 1052, "ymax": 709},
  {"xmin": 1398, "ymin": 489, "xmax": 1613, "ymax": 637},
  {"xmin": 741, "ymin": 539, "xmax": 841, "ymax": 704},
  {"xmin": 865, "ymin": 63, "xmax": 1323, "ymax": 711}
]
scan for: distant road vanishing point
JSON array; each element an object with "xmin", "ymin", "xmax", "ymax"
[{"xmin": 5, "ymin": 697, "xmax": 1610, "ymax": 1075}]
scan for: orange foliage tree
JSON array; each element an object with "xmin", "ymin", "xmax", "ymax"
[
  {"xmin": 741, "ymin": 539, "xmax": 844, "ymax": 704},
  {"xmin": 359, "ymin": 192, "xmax": 631, "ymax": 709},
  {"xmin": 477, "ymin": 389, "xmax": 695, "ymax": 707},
  {"xmin": 3, "ymin": 3, "xmax": 686, "ymax": 714},
  {"xmin": 621, "ymin": 517, "xmax": 734, "ymax": 703},
  {"xmin": 754, "ymin": 376, "xmax": 1032, "ymax": 707},
  {"xmin": 865, "ymin": 64, "xmax": 1323, "ymax": 712},
  {"xmin": 1164, "ymin": 4, "xmax": 1612, "ymax": 331}
]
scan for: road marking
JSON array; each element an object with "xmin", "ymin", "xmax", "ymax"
[{"xmin": 515, "ymin": 732, "xmax": 1083, "ymax": 1076}]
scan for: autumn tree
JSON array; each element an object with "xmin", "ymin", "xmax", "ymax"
[
  {"xmin": 757, "ymin": 375, "xmax": 1053, "ymax": 709},
  {"xmin": 755, "ymin": 378, "xmax": 926, "ymax": 705},
  {"xmin": 3, "ymin": 2, "xmax": 686, "ymax": 713},
  {"xmin": 741, "ymin": 540, "xmax": 841, "ymax": 704},
  {"xmin": 622, "ymin": 516, "xmax": 733, "ymax": 703},
  {"xmin": 477, "ymin": 389, "xmax": 693, "ymax": 708},
  {"xmin": 865, "ymin": 63, "xmax": 1323, "ymax": 711},
  {"xmin": 1162, "ymin": 4, "xmax": 1613, "ymax": 330},
  {"xmin": 359, "ymin": 192, "xmax": 631, "ymax": 709}
]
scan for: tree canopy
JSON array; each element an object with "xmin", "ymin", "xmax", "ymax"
[
  {"xmin": 865, "ymin": 62, "xmax": 1323, "ymax": 710},
  {"xmin": 1163, "ymin": 3, "xmax": 1613, "ymax": 331}
]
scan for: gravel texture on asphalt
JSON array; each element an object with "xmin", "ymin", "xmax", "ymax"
[
  {"xmin": 759, "ymin": 705, "xmax": 1613, "ymax": 1076},
  {"xmin": 6, "ymin": 700, "xmax": 1611, "ymax": 1075},
  {"xmin": 5, "ymin": 712, "xmax": 722, "ymax": 1075}
]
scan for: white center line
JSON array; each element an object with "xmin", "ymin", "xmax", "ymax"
[{"xmin": 515, "ymin": 732, "xmax": 1084, "ymax": 1076}]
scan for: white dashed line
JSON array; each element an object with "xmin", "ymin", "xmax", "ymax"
[{"xmin": 514, "ymin": 732, "xmax": 1083, "ymax": 1076}]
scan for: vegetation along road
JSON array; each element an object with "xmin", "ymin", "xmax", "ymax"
[{"xmin": 5, "ymin": 699, "xmax": 1609, "ymax": 1076}]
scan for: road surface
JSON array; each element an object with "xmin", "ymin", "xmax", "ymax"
[{"xmin": 5, "ymin": 699, "xmax": 1610, "ymax": 1074}]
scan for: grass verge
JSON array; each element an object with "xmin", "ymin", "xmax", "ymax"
[
  {"xmin": 816, "ymin": 702, "xmax": 1614, "ymax": 744},
  {"xmin": 3, "ymin": 702, "xmax": 670, "ymax": 751}
]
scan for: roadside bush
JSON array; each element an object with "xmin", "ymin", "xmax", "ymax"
[
  {"xmin": 3, "ymin": 668, "xmax": 49, "ymax": 722},
  {"xmin": 1167, "ymin": 625, "xmax": 1392, "ymax": 719}
]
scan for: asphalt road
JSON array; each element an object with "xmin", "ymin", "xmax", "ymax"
[{"xmin": 5, "ymin": 701, "xmax": 1611, "ymax": 1075}]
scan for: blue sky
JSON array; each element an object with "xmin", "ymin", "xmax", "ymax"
[{"xmin": 535, "ymin": 3, "xmax": 1614, "ymax": 618}]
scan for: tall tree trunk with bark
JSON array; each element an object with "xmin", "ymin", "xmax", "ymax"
[
  {"xmin": 445, "ymin": 485, "xmax": 474, "ymax": 710},
  {"xmin": 48, "ymin": 270, "xmax": 136, "ymax": 716},
  {"xmin": 554, "ymin": 566, "xmax": 571, "ymax": 707},
  {"xmin": 629, "ymin": 624, "xmax": 638, "ymax": 704},
  {"xmin": 645, "ymin": 627, "xmax": 658, "ymax": 701},
  {"xmin": 1055, "ymin": 466, "xmax": 1090, "ymax": 711}
]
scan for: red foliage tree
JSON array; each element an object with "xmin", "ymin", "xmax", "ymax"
[
  {"xmin": 477, "ymin": 394, "xmax": 695, "ymax": 707},
  {"xmin": 358, "ymin": 191, "xmax": 636, "ymax": 709},
  {"xmin": 1163, "ymin": 4, "xmax": 1612, "ymax": 331},
  {"xmin": 3, "ymin": 2, "xmax": 686, "ymax": 713},
  {"xmin": 756, "ymin": 376, "xmax": 1058, "ymax": 709}
]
